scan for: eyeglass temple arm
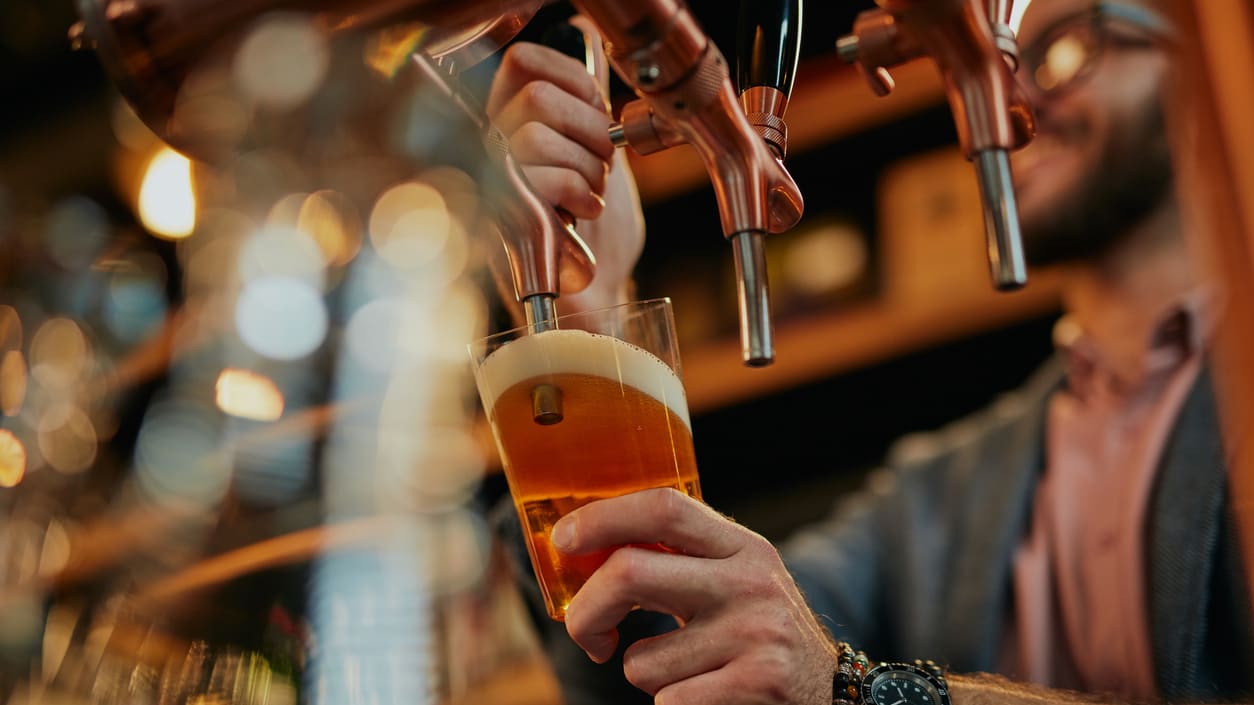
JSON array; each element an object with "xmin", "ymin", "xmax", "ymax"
[{"xmin": 836, "ymin": 0, "xmax": 1036, "ymax": 290}]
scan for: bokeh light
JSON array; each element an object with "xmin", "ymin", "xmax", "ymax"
[
  {"xmin": 233, "ymin": 13, "xmax": 329, "ymax": 108},
  {"xmin": 139, "ymin": 147, "xmax": 197, "ymax": 239},
  {"xmin": 135, "ymin": 400, "xmax": 231, "ymax": 507},
  {"xmin": 45, "ymin": 196, "xmax": 110, "ymax": 271},
  {"xmin": 38, "ymin": 519, "xmax": 71, "ymax": 578},
  {"xmin": 369, "ymin": 182, "xmax": 451, "ymax": 269},
  {"xmin": 391, "ymin": 283, "xmax": 487, "ymax": 364},
  {"xmin": 238, "ymin": 225, "xmax": 326, "ymax": 289},
  {"xmin": 37, "ymin": 404, "xmax": 97, "ymax": 474},
  {"xmin": 215, "ymin": 368, "xmax": 285, "ymax": 421},
  {"xmin": 781, "ymin": 221, "xmax": 868, "ymax": 296},
  {"xmin": 299, "ymin": 190, "xmax": 364, "ymax": 267},
  {"xmin": 235, "ymin": 277, "xmax": 328, "ymax": 360},
  {"xmin": 29, "ymin": 318, "xmax": 88, "ymax": 390},
  {"xmin": 345, "ymin": 298, "xmax": 402, "ymax": 373},
  {"xmin": 0, "ymin": 305, "xmax": 22, "ymax": 351},
  {"xmin": 0, "ymin": 429, "xmax": 26, "ymax": 488},
  {"xmin": 102, "ymin": 252, "xmax": 169, "ymax": 344},
  {"xmin": 0, "ymin": 351, "xmax": 25, "ymax": 417}
]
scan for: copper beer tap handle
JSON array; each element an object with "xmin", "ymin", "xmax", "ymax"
[
  {"xmin": 582, "ymin": 0, "xmax": 804, "ymax": 364},
  {"xmin": 838, "ymin": 0, "xmax": 1034, "ymax": 289}
]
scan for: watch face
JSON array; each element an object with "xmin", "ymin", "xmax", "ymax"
[{"xmin": 860, "ymin": 664, "xmax": 949, "ymax": 705}]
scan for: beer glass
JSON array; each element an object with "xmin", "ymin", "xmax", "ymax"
[{"xmin": 469, "ymin": 298, "xmax": 700, "ymax": 620}]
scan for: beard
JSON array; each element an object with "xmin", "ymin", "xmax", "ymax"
[{"xmin": 1019, "ymin": 97, "xmax": 1175, "ymax": 267}]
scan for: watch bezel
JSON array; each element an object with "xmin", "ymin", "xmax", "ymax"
[{"xmin": 859, "ymin": 662, "xmax": 950, "ymax": 705}]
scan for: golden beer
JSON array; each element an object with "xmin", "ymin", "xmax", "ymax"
[{"xmin": 475, "ymin": 322, "xmax": 700, "ymax": 621}]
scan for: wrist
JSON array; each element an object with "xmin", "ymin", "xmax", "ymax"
[{"xmin": 829, "ymin": 643, "xmax": 949, "ymax": 705}]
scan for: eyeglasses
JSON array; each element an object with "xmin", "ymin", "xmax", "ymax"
[{"xmin": 1018, "ymin": 2, "xmax": 1175, "ymax": 96}]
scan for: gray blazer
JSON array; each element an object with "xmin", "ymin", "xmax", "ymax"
[{"xmin": 511, "ymin": 359, "xmax": 1253, "ymax": 703}]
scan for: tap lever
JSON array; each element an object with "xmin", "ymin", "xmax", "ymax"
[
  {"xmin": 736, "ymin": 0, "xmax": 802, "ymax": 97},
  {"xmin": 736, "ymin": 0, "xmax": 803, "ymax": 158},
  {"xmin": 975, "ymin": 149, "xmax": 1027, "ymax": 290}
]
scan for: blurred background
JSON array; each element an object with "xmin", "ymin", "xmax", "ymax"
[{"xmin": 0, "ymin": 1, "xmax": 1073, "ymax": 703}]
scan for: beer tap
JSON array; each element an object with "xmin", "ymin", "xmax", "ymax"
[
  {"xmin": 72, "ymin": 0, "xmax": 806, "ymax": 364},
  {"xmin": 836, "ymin": 0, "xmax": 1035, "ymax": 290},
  {"xmin": 71, "ymin": 0, "xmax": 594, "ymax": 334},
  {"xmin": 595, "ymin": 0, "xmax": 805, "ymax": 367}
]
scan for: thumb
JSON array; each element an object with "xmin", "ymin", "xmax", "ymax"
[{"xmin": 568, "ymin": 14, "xmax": 611, "ymax": 110}]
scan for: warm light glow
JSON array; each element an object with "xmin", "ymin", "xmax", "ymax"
[
  {"xmin": 138, "ymin": 147, "xmax": 197, "ymax": 239},
  {"xmin": 215, "ymin": 368, "xmax": 285, "ymax": 421},
  {"xmin": 38, "ymin": 404, "xmax": 98, "ymax": 474},
  {"xmin": 298, "ymin": 190, "xmax": 362, "ymax": 267},
  {"xmin": 1038, "ymin": 34, "xmax": 1087, "ymax": 91},
  {"xmin": 29, "ymin": 318, "xmax": 89, "ymax": 390},
  {"xmin": 238, "ymin": 225, "xmax": 326, "ymax": 289},
  {"xmin": 0, "ymin": 429, "xmax": 27, "ymax": 488},
  {"xmin": 782, "ymin": 222, "xmax": 869, "ymax": 296},
  {"xmin": 233, "ymin": 14, "xmax": 329, "ymax": 108},
  {"xmin": 0, "ymin": 305, "xmax": 20, "ymax": 351},
  {"xmin": 1, "ymin": 350, "xmax": 27, "ymax": 416},
  {"xmin": 369, "ymin": 182, "xmax": 451, "ymax": 269}
]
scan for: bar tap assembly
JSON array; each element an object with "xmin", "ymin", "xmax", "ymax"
[
  {"xmin": 837, "ymin": 0, "xmax": 1036, "ymax": 290},
  {"xmin": 74, "ymin": 0, "xmax": 805, "ymax": 365},
  {"xmin": 602, "ymin": 0, "xmax": 805, "ymax": 366}
]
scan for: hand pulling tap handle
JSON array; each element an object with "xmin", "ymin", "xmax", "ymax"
[
  {"xmin": 837, "ymin": 0, "xmax": 1035, "ymax": 290},
  {"xmin": 409, "ymin": 55, "xmax": 593, "ymax": 331}
]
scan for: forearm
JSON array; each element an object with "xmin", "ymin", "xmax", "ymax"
[{"xmin": 948, "ymin": 673, "xmax": 1233, "ymax": 705}]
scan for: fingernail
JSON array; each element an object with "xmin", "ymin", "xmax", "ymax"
[{"xmin": 552, "ymin": 516, "xmax": 576, "ymax": 551}]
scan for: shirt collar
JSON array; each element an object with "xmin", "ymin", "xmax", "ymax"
[{"xmin": 1054, "ymin": 287, "xmax": 1217, "ymax": 397}]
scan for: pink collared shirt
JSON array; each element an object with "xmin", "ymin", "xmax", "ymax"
[{"xmin": 1005, "ymin": 291, "xmax": 1214, "ymax": 698}]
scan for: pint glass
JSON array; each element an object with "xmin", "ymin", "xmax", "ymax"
[{"xmin": 469, "ymin": 298, "xmax": 700, "ymax": 620}]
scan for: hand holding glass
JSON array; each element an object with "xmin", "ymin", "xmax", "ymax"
[{"xmin": 470, "ymin": 299, "xmax": 700, "ymax": 620}]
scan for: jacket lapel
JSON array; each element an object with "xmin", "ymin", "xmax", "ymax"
[
  {"xmin": 1146, "ymin": 369, "xmax": 1228, "ymax": 697},
  {"xmin": 941, "ymin": 359, "xmax": 1062, "ymax": 671}
]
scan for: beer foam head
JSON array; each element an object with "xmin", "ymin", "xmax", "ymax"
[{"xmin": 476, "ymin": 328, "xmax": 690, "ymax": 429}]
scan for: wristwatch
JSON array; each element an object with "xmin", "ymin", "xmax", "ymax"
[
  {"xmin": 859, "ymin": 661, "xmax": 950, "ymax": 705},
  {"xmin": 831, "ymin": 643, "xmax": 950, "ymax": 705}
]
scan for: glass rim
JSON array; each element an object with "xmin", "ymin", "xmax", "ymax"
[{"xmin": 471, "ymin": 296, "xmax": 674, "ymax": 347}]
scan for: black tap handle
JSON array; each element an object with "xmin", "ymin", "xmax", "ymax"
[{"xmin": 736, "ymin": 0, "xmax": 803, "ymax": 97}]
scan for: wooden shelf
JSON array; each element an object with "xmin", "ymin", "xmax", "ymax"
[{"xmin": 681, "ymin": 269, "xmax": 1064, "ymax": 414}]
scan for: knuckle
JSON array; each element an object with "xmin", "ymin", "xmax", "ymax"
[
  {"xmin": 750, "ymin": 652, "xmax": 795, "ymax": 703},
  {"xmin": 654, "ymin": 487, "xmax": 689, "ymax": 528},
  {"xmin": 601, "ymin": 546, "xmax": 649, "ymax": 587},
  {"xmin": 620, "ymin": 647, "xmax": 658, "ymax": 694},
  {"xmin": 500, "ymin": 43, "xmax": 542, "ymax": 77},
  {"xmin": 520, "ymin": 80, "xmax": 556, "ymax": 113},
  {"xmin": 510, "ymin": 121, "xmax": 550, "ymax": 152}
]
